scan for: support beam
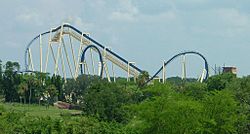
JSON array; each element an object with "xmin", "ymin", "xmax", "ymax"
[
  {"xmin": 90, "ymin": 48, "xmax": 96, "ymax": 75},
  {"xmin": 62, "ymin": 38, "xmax": 74, "ymax": 78},
  {"xmin": 103, "ymin": 61, "xmax": 111, "ymax": 82},
  {"xmin": 68, "ymin": 32, "xmax": 77, "ymax": 71},
  {"xmin": 127, "ymin": 62, "xmax": 135, "ymax": 82},
  {"xmin": 45, "ymin": 29, "xmax": 53, "ymax": 73},
  {"xmin": 39, "ymin": 34, "xmax": 43, "ymax": 73},
  {"xmin": 162, "ymin": 60, "xmax": 166, "ymax": 83},
  {"xmin": 54, "ymin": 24, "xmax": 64, "ymax": 75},
  {"xmin": 98, "ymin": 62, "xmax": 102, "ymax": 77},
  {"xmin": 74, "ymin": 33, "xmax": 84, "ymax": 79},
  {"xmin": 59, "ymin": 46, "xmax": 67, "ymax": 83},
  {"xmin": 103, "ymin": 47, "xmax": 111, "ymax": 82},
  {"xmin": 28, "ymin": 48, "xmax": 35, "ymax": 71},
  {"xmin": 111, "ymin": 62, "xmax": 116, "ymax": 82},
  {"xmin": 182, "ymin": 55, "xmax": 187, "ymax": 80}
]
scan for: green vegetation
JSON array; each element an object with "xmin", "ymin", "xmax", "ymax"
[
  {"xmin": 0, "ymin": 103, "xmax": 80, "ymax": 118},
  {"xmin": 0, "ymin": 60, "xmax": 249, "ymax": 133}
]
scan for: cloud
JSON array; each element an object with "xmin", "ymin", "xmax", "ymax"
[
  {"xmin": 109, "ymin": 0, "xmax": 138, "ymax": 22},
  {"xmin": 176, "ymin": 0, "xmax": 208, "ymax": 4},
  {"xmin": 65, "ymin": 16, "xmax": 94, "ymax": 31},
  {"xmin": 4, "ymin": 41, "xmax": 20, "ymax": 48},
  {"xmin": 110, "ymin": 12, "xmax": 137, "ymax": 22},
  {"xmin": 209, "ymin": 8, "xmax": 250, "ymax": 37},
  {"xmin": 215, "ymin": 8, "xmax": 249, "ymax": 27},
  {"xmin": 141, "ymin": 10, "xmax": 177, "ymax": 23},
  {"xmin": 16, "ymin": 9, "xmax": 43, "ymax": 26}
]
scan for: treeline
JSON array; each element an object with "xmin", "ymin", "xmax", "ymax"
[
  {"xmin": 0, "ymin": 60, "xmax": 249, "ymax": 133},
  {"xmin": 0, "ymin": 61, "xmax": 64, "ymax": 104}
]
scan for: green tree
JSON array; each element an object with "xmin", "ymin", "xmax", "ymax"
[
  {"xmin": 207, "ymin": 73, "xmax": 236, "ymax": 91},
  {"xmin": 64, "ymin": 75, "xmax": 101, "ymax": 104},
  {"xmin": 128, "ymin": 84, "xmax": 203, "ymax": 134},
  {"xmin": 182, "ymin": 82, "xmax": 208, "ymax": 100},
  {"xmin": 83, "ymin": 81, "xmax": 138, "ymax": 123},
  {"xmin": 44, "ymin": 84, "xmax": 58, "ymax": 105},
  {"xmin": 2, "ymin": 61, "xmax": 20, "ymax": 102},
  {"xmin": 201, "ymin": 90, "xmax": 239, "ymax": 134},
  {"xmin": 137, "ymin": 71, "xmax": 149, "ymax": 88},
  {"xmin": 51, "ymin": 75, "xmax": 64, "ymax": 101},
  {"xmin": 225, "ymin": 76, "xmax": 250, "ymax": 133},
  {"xmin": 0, "ymin": 60, "xmax": 3, "ymax": 96},
  {"xmin": 17, "ymin": 82, "xmax": 28, "ymax": 103}
]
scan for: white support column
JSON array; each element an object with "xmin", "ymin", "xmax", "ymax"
[
  {"xmin": 182, "ymin": 55, "xmax": 187, "ymax": 80},
  {"xmin": 162, "ymin": 60, "xmax": 166, "ymax": 83},
  {"xmin": 200, "ymin": 69, "xmax": 206, "ymax": 83},
  {"xmin": 62, "ymin": 38, "xmax": 74, "ymax": 78},
  {"xmin": 133, "ymin": 63, "xmax": 137, "ymax": 83},
  {"xmin": 103, "ymin": 62, "xmax": 111, "ymax": 82},
  {"xmin": 74, "ymin": 33, "xmax": 84, "ymax": 79},
  {"xmin": 90, "ymin": 48, "xmax": 96, "ymax": 75},
  {"xmin": 59, "ymin": 47, "xmax": 67, "ymax": 83},
  {"xmin": 111, "ymin": 62, "xmax": 116, "ymax": 82},
  {"xmin": 83, "ymin": 61, "xmax": 86, "ymax": 74},
  {"xmin": 98, "ymin": 61, "xmax": 102, "ymax": 77},
  {"xmin": 45, "ymin": 29, "xmax": 53, "ymax": 73},
  {"xmin": 54, "ymin": 24, "xmax": 64, "ymax": 75},
  {"xmin": 50, "ymin": 42, "xmax": 58, "ymax": 71},
  {"xmin": 39, "ymin": 34, "xmax": 43, "ymax": 73},
  {"xmin": 69, "ymin": 33, "xmax": 77, "ymax": 71},
  {"xmin": 127, "ymin": 62, "xmax": 135, "ymax": 82},
  {"xmin": 28, "ymin": 48, "xmax": 35, "ymax": 71},
  {"xmin": 83, "ymin": 61, "xmax": 90, "ymax": 75},
  {"xmin": 127, "ymin": 62, "xmax": 130, "ymax": 82},
  {"xmin": 103, "ymin": 47, "xmax": 111, "ymax": 82}
]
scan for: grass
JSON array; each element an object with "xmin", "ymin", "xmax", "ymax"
[{"xmin": 0, "ymin": 103, "xmax": 82, "ymax": 118}]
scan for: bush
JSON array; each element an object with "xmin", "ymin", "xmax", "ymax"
[{"xmin": 82, "ymin": 81, "xmax": 141, "ymax": 123}]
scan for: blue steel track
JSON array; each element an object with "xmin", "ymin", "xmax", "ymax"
[
  {"xmin": 80, "ymin": 45, "xmax": 104, "ymax": 77},
  {"xmin": 145, "ymin": 51, "xmax": 209, "ymax": 84}
]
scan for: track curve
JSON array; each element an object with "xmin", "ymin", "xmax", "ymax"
[
  {"xmin": 80, "ymin": 45, "xmax": 104, "ymax": 77},
  {"xmin": 145, "ymin": 51, "xmax": 209, "ymax": 84}
]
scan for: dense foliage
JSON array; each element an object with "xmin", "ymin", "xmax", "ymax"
[{"xmin": 0, "ymin": 60, "xmax": 249, "ymax": 133}]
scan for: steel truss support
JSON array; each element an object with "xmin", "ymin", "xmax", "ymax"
[{"xmin": 25, "ymin": 24, "xmax": 143, "ymax": 82}]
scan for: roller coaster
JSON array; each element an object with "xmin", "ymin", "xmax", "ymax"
[{"xmin": 24, "ymin": 23, "xmax": 209, "ymax": 84}]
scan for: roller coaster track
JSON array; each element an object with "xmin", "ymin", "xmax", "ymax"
[
  {"xmin": 25, "ymin": 24, "xmax": 143, "ymax": 78},
  {"xmin": 24, "ymin": 24, "xmax": 209, "ymax": 83},
  {"xmin": 146, "ymin": 51, "xmax": 209, "ymax": 84}
]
